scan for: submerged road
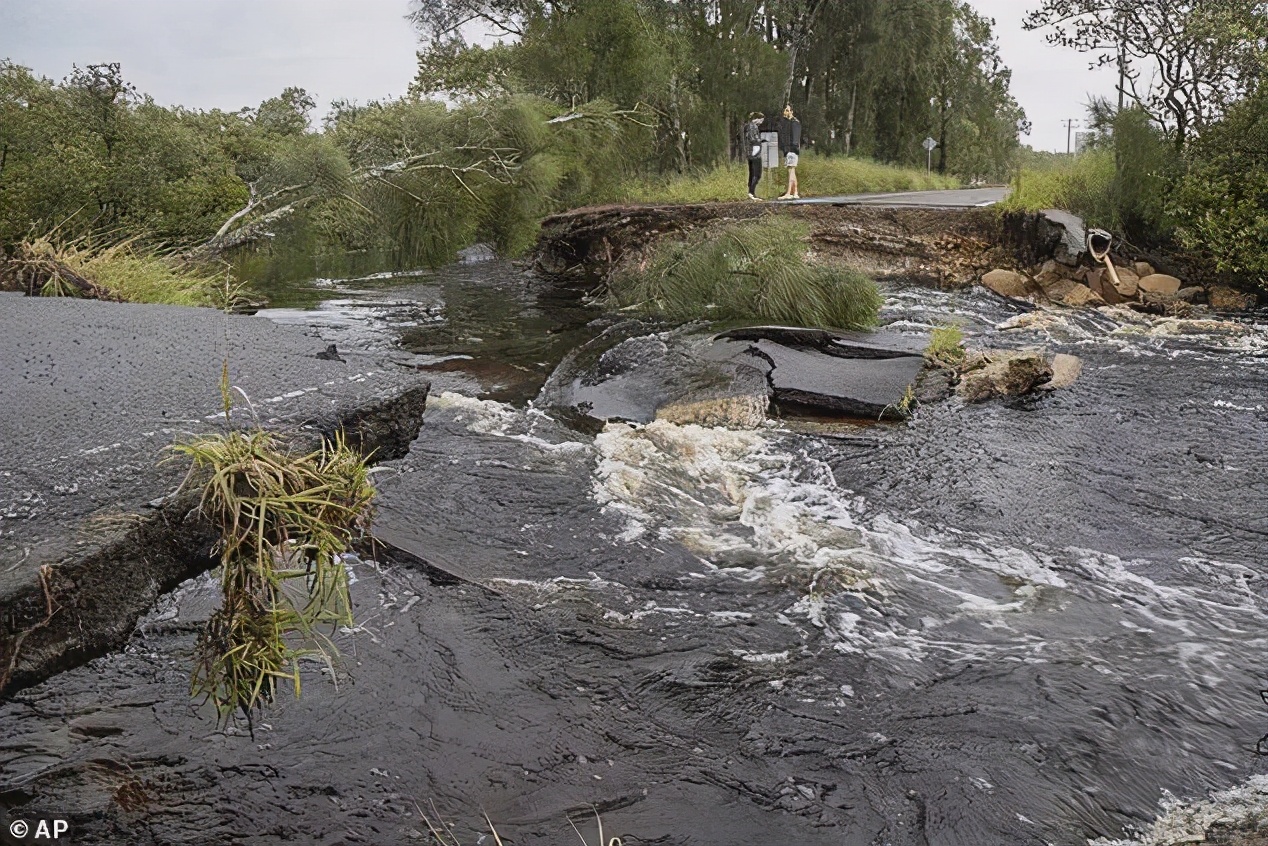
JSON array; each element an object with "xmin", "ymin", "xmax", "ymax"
[{"xmin": 785, "ymin": 186, "xmax": 1009, "ymax": 208}]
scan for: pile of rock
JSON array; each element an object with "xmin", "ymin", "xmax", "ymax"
[{"xmin": 981, "ymin": 261, "xmax": 1256, "ymax": 313}]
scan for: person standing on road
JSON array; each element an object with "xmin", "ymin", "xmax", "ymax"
[
  {"xmin": 777, "ymin": 104, "xmax": 801, "ymax": 200},
  {"xmin": 744, "ymin": 112, "xmax": 764, "ymax": 200}
]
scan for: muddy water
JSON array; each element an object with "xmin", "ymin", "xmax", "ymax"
[{"xmin": 3, "ymin": 265, "xmax": 1268, "ymax": 846}]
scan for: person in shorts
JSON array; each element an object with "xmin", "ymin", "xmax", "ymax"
[
  {"xmin": 777, "ymin": 104, "xmax": 801, "ymax": 200},
  {"xmin": 744, "ymin": 112, "xmax": 764, "ymax": 200}
]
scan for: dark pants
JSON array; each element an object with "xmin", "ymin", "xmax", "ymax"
[{"xmin": 748, "ymin": 158, "xmax": 762, "ymax": 195}]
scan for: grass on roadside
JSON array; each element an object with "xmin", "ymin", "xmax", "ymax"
[
  {"xmin": 1000, "ymin": 148, "xmax": 1118, "ymax": 228},
  {"xmin": 10, "ymin": 235, "xmax": 227, "ymax": 307},
  {"xmin": 613, "ymin": 153, "xmax": 960, "ymax": 204},
  {"xmin": 608, "ymin": 217, "xmax": 881, "ymax": 329}
]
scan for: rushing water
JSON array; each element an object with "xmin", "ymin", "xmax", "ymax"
[{"xmin": 2, "ymin": 262, "xmax": 1267, "ymax": 845}]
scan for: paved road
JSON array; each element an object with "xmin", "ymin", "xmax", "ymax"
[
  {"xmin": 784, "ymin": 186, "xmax": 1009, "ymax": 208},
  {"xmin": 1, "ymin": 294, "xmax": 429, "ymax": 692}
]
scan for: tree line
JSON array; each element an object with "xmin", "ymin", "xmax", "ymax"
[{"xmin": 410, "ymin": 0, "xmax": 1027, "ymax": 180}]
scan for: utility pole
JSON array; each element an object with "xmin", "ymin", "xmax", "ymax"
[
  {"xmin": 1063, "ymin": 119, "xmax": 1079, "ymax": 155},
  {"xmin": 1116, "ymin": 1, "xmax": 1127, "ymax": 112}
]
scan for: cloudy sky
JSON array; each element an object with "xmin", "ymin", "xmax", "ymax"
[{"xmin": 1, "ymin": 0, "xmax": 1119, "ymax": 152}]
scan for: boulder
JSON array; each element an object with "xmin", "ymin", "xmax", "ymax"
[
  {"xmin": 1109, "ymin": 266, "xmax": 1139, "ymax": 298},
  {"xmin": 1134, "ymin": 261, "xmax": 1156, "ymax": 279},
  {"xmin": 1033, "ymin": 259, "xmax": 1067, "ymax": 288},
  {"xmin": 1207, "ymin": 285, "xmax": 1257, "ymax": 311},
  {"xmin": 1043, "ymin": 353, "xmax": 1082, "ymax": 390},
  {"xmin": 1039, "ymin": 209, "xmax": 1087, "ymax": 266},
  {"xmin": 957, "ymin": 350, "xmax": 1053, "ymax": 402},
  {"xmin": 982, "ymin": 269, "xmax": 1032, "ymax": 299},
  {"xmin": 1137, "ymin": 273, "xmax": 1182, "ymax": 295},
  {"xmin": 1086, "ymin": 267, "xmax": 1126, "ymax": 305},
  {"xmin": 1057, "ymin": 283, "xmax": 1105, "ymax": 308}
]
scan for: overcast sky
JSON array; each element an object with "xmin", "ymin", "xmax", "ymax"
[{"xmin": 1, "ymin": 0, "xmax": 1119, "ymax": 152}]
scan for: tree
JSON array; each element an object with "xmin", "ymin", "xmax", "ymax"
[{"xmin": 1023, "ymin": 0, "xmax": 1268, "ymax": 147}]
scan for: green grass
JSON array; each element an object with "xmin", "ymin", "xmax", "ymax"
[
  {"xmin": 171, "ymin": 429, "xmax": 374, "ymax": 722},
  {"xmin": 16, "ymin": 236, "xmax": 227, "ymax": 307},
  {"xmin": 608, "ymin": 217, "xmax": 882, "ymax": 329},
  {"xmin": 925, "ymin": 325, "xmax": 966, "ymax": 369},
  {"xmin": 612, "ymin": 153, "xmax": 960, "ymax": 204},
  {"xmin": 1001, "ymin": 148, "xmax": 1118, "ymax": 229}
]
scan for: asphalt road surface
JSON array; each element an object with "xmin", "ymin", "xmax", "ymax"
[{"xmin": 785, "ymin": 186, "xmax": 1009, "ymax": 207}]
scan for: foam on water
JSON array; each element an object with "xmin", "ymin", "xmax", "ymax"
[
  {"xmin": 1091, "ymin": 774, "xmax": 1268, "ymax": 845},
  {"xmin": 587, "ymin": 415, "xmax": 1268, "ymax": 684}
]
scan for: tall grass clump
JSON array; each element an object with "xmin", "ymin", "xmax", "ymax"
[
  {"xmin": 613, "ymin": 153, "xmax": 959, "ymax": 204},
  {"xmin": 171, "ymin": 430, "xmax": 374, "ymax": 722},
  {"xmin": 11, "ymin": 236, "xmax": 223, "ymax": 306},
  {"xmin": 1003, "ymin": 148, "xmax": 1118, "ymax": 228},
  {"xmin": 609, "ymin": 217, "xmax": 882, "ymax": 329}
]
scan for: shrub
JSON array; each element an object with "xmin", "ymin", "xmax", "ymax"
[{"xmin": 608, "ymin": 217, "xmax": 882, "ymax": 329}]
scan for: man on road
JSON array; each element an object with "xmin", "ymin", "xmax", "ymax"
[{"xmin": 777, "ymin": 104, "xmax": 801, "ymax": 200}]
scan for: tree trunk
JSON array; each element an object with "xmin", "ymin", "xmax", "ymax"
[{"xmin": 845, "ymin": 82, "xmax": 857, "ymax": 157}]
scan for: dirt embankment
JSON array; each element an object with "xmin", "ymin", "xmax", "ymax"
[{"xmin": 534, "ymin": 202, "xmax": 1029, "ymax": 287}]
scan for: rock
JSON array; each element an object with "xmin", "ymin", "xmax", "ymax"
[
  {"xmin": 1134, "ymin": 261, "xmax": 1156, "ymax": 279},
  {"xmin": 958, "ymin": 350, "xmax": 1053, "ymax": 402},
  {"xmin": 1207, "ymin": 285, "xmax": 1257, "ymax": 311},
  {"xmin": 1043, "ymin": 354, "xmax": 1082, "ymax": 390},
  {"xmin": 1109, "ymin": 266, "xmax": 1139, "ymax": 298},
  {"xmin": 656, "ymin": 394, "xmax": 769, "ymax": 429},
  {"xmin": 1137, "ymin": 273, "xmax": 1182, "ymax": 295},
  {"xmin": 1039, "ymin": 209, "xmax": 1087, "ymax": 266},
  {"xmin": 1057, "ymin": 283, "xmax": 1105, "ymax": 308},
  {"xmin": 1086, "ymin": 267, "xmax": 1126, "ymax": 305},
  {"xmin": 982, "ymin": 269, "xmax": 1032, "ymax": 299},
  {"xmin": 1033, "ymin": 259, "xmax": 1067, "ymax": 288},
  {"xmin": 1175, "ymin": 286, "xmax": 1205, "ymax": 304}
]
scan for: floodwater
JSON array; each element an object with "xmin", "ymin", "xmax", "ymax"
[{"xmin": 3, "ymin": 261, "xmax": 1268, "ymax": 846}]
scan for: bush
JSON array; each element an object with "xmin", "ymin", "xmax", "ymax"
[
  {"xmin": 1170, "ymin": 90, "xmax": 1268, "ymax": 288},
  {"xmin": 608, "ymin": 217, "xmax": 882, "ymax": 329}
]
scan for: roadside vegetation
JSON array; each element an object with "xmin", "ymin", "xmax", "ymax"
[
  {"xmin": 1005, "ymin": 0, "xmax": 1268, "ymax": 292},
  {"xmin": 5, "ymin": 236, "xmax": 222, "ymax": 306},
  {"xmin": 614, "ymin": 154, "xmax": 959, "ymax": 205},
  {"xmin": 609, "ymin": 218, "xmax": 881, "ymax": 329}
]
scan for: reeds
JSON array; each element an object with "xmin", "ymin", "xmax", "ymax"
[
  {"xmin": 9, "ymin": 235, "xmax": 226, "ymax": 306},
  {"xmin": 171, "ymin": 429, "xmax": 374, "ymax": 721},
  {"xmin": 608, "ymin": 217, "xmax": 881, "ymax": 329}
]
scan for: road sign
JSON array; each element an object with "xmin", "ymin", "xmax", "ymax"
[
  {"xmin": 923, "ymin": 136, "xmax": 938, "ymax": 175},
  {"xmin": 923, "ymin": 137, "xmax": 938, "ymax": 151}
]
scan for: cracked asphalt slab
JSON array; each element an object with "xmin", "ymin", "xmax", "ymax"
[{"xmin": 0, "ymin": 294, "xmax": 429, "ymax": 693}]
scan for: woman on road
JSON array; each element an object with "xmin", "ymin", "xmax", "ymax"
[
  {"xmin": 744, "ymin": 112, "xmax": 764, "ymax": 200},
  {"xmin": 777, "ymin": 104, "xmax": 801, "ymax": 200}
]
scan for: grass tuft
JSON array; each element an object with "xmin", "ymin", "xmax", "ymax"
[
  {"xmin": 170, "ymin": 429, "xmax": 374, "ymax": 722},
  {"xmin": 925, "ymin": 325, "xmax": 966, "ymax": 369},
  {"xmin": 608, "ymin": 217, "xmax": 882, "ymax": 329}
]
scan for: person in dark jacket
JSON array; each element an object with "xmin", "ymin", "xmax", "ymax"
[
  {"xmin": 777, "ymin": 104, "xmax": 801, "ymax": 199},
  {"xmin": 744, "ymin": 112, "xmax": 764, "ymax": 200}
]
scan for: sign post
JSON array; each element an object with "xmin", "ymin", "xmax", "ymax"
[{"xmin": 923, "ymin": 136, "xmax": 938, "ymax": 176}]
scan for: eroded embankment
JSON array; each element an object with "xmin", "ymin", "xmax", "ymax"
[
  {"xmin": 0, "ymin": 295, "xmax": 430, "ymax": 697},
  {"xmin": 535, "ymin": 201, "xmax": 1040, "ymax": 287}
]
